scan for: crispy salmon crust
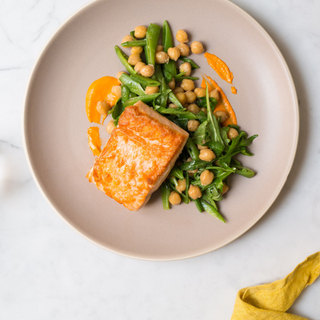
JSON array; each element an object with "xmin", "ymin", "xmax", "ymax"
[{"xmin": 90, "ymin": 101, "xmax": 189, "ymax": 211}]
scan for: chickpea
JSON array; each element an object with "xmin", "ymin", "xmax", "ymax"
[
  {"xmin": 131, "ymin": 46, "xmax": 143, "ymax": 54},
  {"xmin": 176, "ymin": 178, "xmax": 186, "ymax": 193},
  {"xmin": 191, "ymin": 41, "xmax": 204, "ymax": 54},
  {"xmin": 96, "ymin": 101, "xmax": 110, "ymax": 115},
  {"xmin": 187, "ymin": 120, "xmax": 200, "ymax": 132},
  {"xmin": 176, "ymin": 92, "xmax": 186, "ymax": 105},
  {"xmin": 188, "ymin": 185, "xmax": 202, "ymax": 200},
  {"xmin": 155, "ymin": 51, "xmax": 169, "ymax": 64},
  {"xmin": 117, "ymin": 71, "xmax": 127, "ymax": 83},
  {"xmin": 210, "ymin": 89, "xmax": 220, "ymax": 100},
  {"xmin": 179, "ymin": 62, "xmax": 191, "ymax": 76},
  {"xmin": 156, "ymin": 44, "xmax": 164, "ymax": 53},
  {"xmin": 228, "ymin": 128, "xmax": 239, "ymax": 140},
  {"xmin": 173, "ymin": 87, "xmax": 184, "ymax": 94},
  {"xmin": 201, "ymin": 108, "xmax": 207, "ymax": 114},
  {"xmin": 197, "ymin": 144, "xmax": 208, "ymax": 150},
  {"xmin": 167, "ymin": 47, "xmax": 181, "ymax": 61},
  {"xmin": 106, "ymin": 120, "xmax": 116, "ymax": 134},
  {"xmin": 168, "ymin": 78, "xmax": 175, "ymax": 90},
  {"xmin": 222, "ymin": 183, "xmax": 229, "ymax": 195},
  {"xmin": 128, "ymin": 53, "xmax": 141, "ymax": 66},
  {"xmin": 140, "ymin": 65, "xmax": 154, "ymax": 77},
  {"xmin": 186, "ymin": 103, "xmax": 200, "ymax": 114},
  {"xmin": 121, "ymin": 35, "xmax": 134, "ymax": 45},
  {"xmin": 200, "ymin": 170, "xmax": 214, "ymax": 186},
  {"xmin": 145, "ymin": 86, "xmax": 159, "ymax": 95},
  {"xmin": 134, "ymin": 61, "xmax": 146, "ymax": 73},
  {"xmin": 177, "ymin": 43, "xmax": 190, "ymax": 56},
  {"xmin": 111, "ymin": 85, "xmax": 121, "ymax": 98},
  {"xmin": 194, "ymin": 88, "xmax": 206, "ymax": 98},
  {"xmin": 199, "ymin": 149, "xmax": 216, "ymax": 161},
  {"xmin": 185, "ymin": 91, "xmax": 197, "ymax": 103},
  {"xmin": 176, "ymin": 29, "xmax": 189, "ymax": 43},
  {"xmin": 169, "ymin": 103, "xmax": 178, "ymax": 109},
  {"xmin": 134, "ymin": 26, "xmax": 147, "ymax": 39},
  {"xmin": 214, "ymin": 111, "xmax": 228, "ymax": 123},
  {"xmin": 181, "ymin": 79, "xmax": 195, "ymax": 91},
  {"xmin": 169, "ymin": 191, "xmax": 181, "ymax": 205}
]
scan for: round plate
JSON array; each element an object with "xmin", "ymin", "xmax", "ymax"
[{"xmin": 23, "ymin": 0, "xmax": 298, "ymax": 260}]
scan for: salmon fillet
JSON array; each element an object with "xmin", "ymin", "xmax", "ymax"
[{"xmin": 88, "ymin": 101, "xmax": 189, "ymax": 211}]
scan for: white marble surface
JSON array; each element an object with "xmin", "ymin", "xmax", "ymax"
[{"xmin": 1, "ymin": 0, "xmax": 320, "ymax": 319}]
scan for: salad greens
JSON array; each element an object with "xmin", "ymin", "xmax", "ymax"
[{"xmin": 114, "ymin": 20, "xmax": 257, "ymax": 222}]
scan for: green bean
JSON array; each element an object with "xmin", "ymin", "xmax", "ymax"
[
  {"xmin": 179, "ymin": 56, "xmax": 200, "ymax": 69},
  {"xmin": 169, "ymin": 176, "xmax": 178, "ymax": 187},
  {"xmin": 154, "ymin": 64, "xmax": 169, "ymax": 108},
  {"xmin": 161, "ymin": 181, "xmax": 171, "ymax": 210},
  {"xmin": 123, "ymin": 93, "xmax": 161, "ymax": 107},
  {"xmin": 128, "ymin": 92, "xmax": 137, "ymax": 99},
  {"xmin": 194, "ymin": 199, "xmax": 204, "ymax": 212},
  {"xmin": 119, "ymin": 74, "xmax": 145, "ymax": 96},
  {"xmin": 121, "ymin": 85, "xmax": 130, "ymax": 103},
  {"xmin": 168, "ymin": 92, "xmax": 184, "ymax": 109},
  {"xmin": 185, "ymin": 138, "xmax": 200, "ymax": 160},
  {"xmin": 114, "ymin": 45, "xmax": 136, "ymax": 75},
  {"xmin": 154, "ymin": 64, "xmax": 183, "ymax": 108},
  {"xmin": 162, "ymin": 20, "xmax": 177, "ymax": 82},
  {"xmin": 162, "ymin": 20, "xmax": 174, "ymax": 50},
  {"xmin": 130, "ymin": 31, "xmax": 136, "ymax": 39},
  {"xmin": 200, "ymin": 199, "xmax": 226, "ymax": 223},
  {"xmin": 130, "ymin": 74, "xmax": 160, "ymax": 88},
  {"xmin": 121, "ymin": 40, "xmax": 146, "ymax": 47},
  {"xmin": 169, "ymin": 167, "xmax": 184, "ymax": 180},
  {"xmin": 185, "ymin": 172, "xmax": 190, "ymax": 204},
  {"xmin": 174, "ymin": 73, "xmax": 199, "ymax": 81},
  {"xmin": 145, "ymin": 23, "xmax": 161, "ymax": 66}
]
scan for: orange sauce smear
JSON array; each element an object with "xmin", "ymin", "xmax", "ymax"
[
  {"xmin": 87, "ymin": 126, "xmax": 101, "ymax": 156},
  {"xmin": 231, "ymin": 86, "xmax": 237, "ymax": 94},
  {"xmin": 202, "ymin": 75, "xmax": 237, "ymax": 126},
  {"xmin": 204, "ymin": 52, "xmax": 237, "ymax": 94},
  {"xmin": 86, "ymin": 76, "xmax": 120, "ymax": 124}
]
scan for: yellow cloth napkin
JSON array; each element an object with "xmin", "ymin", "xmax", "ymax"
[{"xmin": 231, "ymin": 252, "xmax": 320, "ymax": 320}]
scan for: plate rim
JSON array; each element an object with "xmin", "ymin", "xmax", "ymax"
[{"xmin": 22, "ymin": 0, "xmax": 299, "ymax": 261}]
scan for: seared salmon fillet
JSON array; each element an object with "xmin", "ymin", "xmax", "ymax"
[{"xmin": 88, "ymin": 101, "xmax": 189, "ymax": 211}]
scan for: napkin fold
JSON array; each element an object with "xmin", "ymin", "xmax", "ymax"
[{"xmin": 231, "ymin": 252, "xmax": 320, "ymax": 320}]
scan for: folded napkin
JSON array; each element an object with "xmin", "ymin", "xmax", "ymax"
[{"xmin": 231, "ymin": 252, "xmax": 320, "ymax": 320}]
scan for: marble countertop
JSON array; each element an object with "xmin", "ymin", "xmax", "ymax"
[{"xmin": 1, "ymin": 0, "xmax": 319, "ymax": 319}]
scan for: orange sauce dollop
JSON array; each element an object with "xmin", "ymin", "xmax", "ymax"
[
  {"xmin": 202, "ymin": 75, "xmax": 237, "ymax": 126},
  {"xmin": 87, "ymin": 126, "xmax": 101, "ymax": 156},
  {"xmin": 204, "ymin": 52, "xmax": 237, "ymax": 94},
  {"xmin": 86, "ymin": 76, "xmax": 120, "ymax": 124}
]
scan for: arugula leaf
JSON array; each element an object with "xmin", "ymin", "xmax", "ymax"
[
  {"xmin": 112, "ymin": 98, "xmax": 124, "ymax": 119},
  {"xmin": 192, "ymin": 121, "xmax": 207, "ymax": 144},
  {"xmin": 203, "ymin": 185, "xmax": 223, "ymax": 202},
  {"xmin": 220, "ymin": 126, "xmax": 230, "ymax": 145},
  {"xmin": 196, "ymin": 97, "xmax": 217, "ymax": 109},
  {"xmin": 206, "ymin": 84, "xmax": 225, "ymax": 147},
  {"xmin": 206, "ymin": 141, "xmax": 224, "ymax": 157}
]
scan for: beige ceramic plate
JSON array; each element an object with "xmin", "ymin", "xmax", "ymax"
[{"xmin": 23, "ymin": 0, "xmax": 298, "ymax": 260}]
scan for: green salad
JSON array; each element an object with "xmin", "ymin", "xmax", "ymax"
[{"xmin": 110, "ymin": 21, "xmax": 257, "ymax": 222}]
